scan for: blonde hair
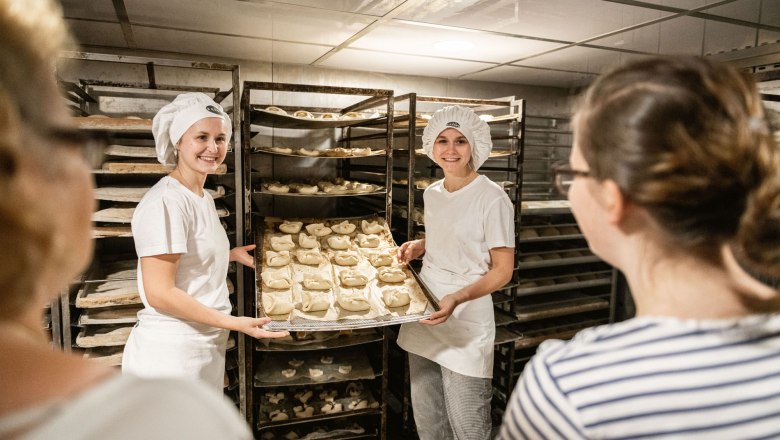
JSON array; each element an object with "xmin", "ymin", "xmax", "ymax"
[
  {"xmin": 0, "ymin": 0, "xmax": 75, "ymax": 318},
  {"xmin": 575, "ymin": 56, "xmax": 780, "ymax": 278}
]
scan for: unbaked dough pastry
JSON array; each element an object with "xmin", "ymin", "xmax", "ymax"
[
  {"xmin": 323, "ymin": 184, "xmax": 348, "ymax": 195},
  {"xmin": 352, "ymin": 183, "xmax": 375, "ymax": 193},
  {"xmin": 319, "ymin": 389, "xmax": 338, "ymax": 402},
  {"xmin": 293, "ymin": 110, "xmax": 314, "ymax": 119},
  {"xmin": 289, "ymin": 359, "xmax": 304, "ymax": 368},
  {"xmin": 294, "ymin": 389, "xmax": 312, "ymax": 404},
  {"xmin": 296, "ymin": 184, "xmax": 318, "ymax": 194},
  {"xmin": 320, "ymin": 112, "xmax": 338, "ymax": 120},
  {"xmin": 266, "ymin": 250, "xmax": 291, "ymax": 267},
  {"xmin": 269, "ymin": 410, "xmax": 288, "ymax": 421},
  {"xmin": 298, "ymin": 232, "xmax": 319, "ymax": 249},
  {"xmin": 270, "ymin": 234, "xmax": 295, "ymax": 251},
  {"xmin": 340, "ymin": 112, "xmax": 361, "ymax": 120},
  {"xmin": 361, "ymin": 220, "xmax": 384, "ymax": 234},
  {"xmin": 382, "ymin": 287, "xmax": 411, "ymax": 308},
  {"xmin": 265, "ymin": 106, "xmax": 287, "ymax": 115},
  {"xmin": 321, "ymin": 402, "xmax": 343, "ymax": 414},
  {"xmin": 293, "ymin": 405, "xmax": 314, "ymax": 418},
  {"xmin": 368, "ymin": 252, "xmax": 393, "ymax": 267},
  {"xmin": 350, "ymin": 147, "xmax": 372, "ymax": 156},
  {"xmin": 262, "ymin": 291, "xmax": 294, "ymax": 315},
  {"xmin": 332, "ymin": 251, "xmax": 359, "ymax": 266},
  {"xmin": 331, "ymin": 220, "xmax": 356, "ymax": 235},
  {"xmin": 262, "ymin": 271, "xmax": 292, "ymax": 290},
  {"xmin": 281, "ymin": 368, "xmax": 296, "ymax": 378},
  {"xmin": 378, "ymin": 266, "xmax": 407, "ymax": 283},
  {"xmin": 305, "ymin": 223, "xmax": 332, "ymax": 237},
  {"xmin": 295, "ymin": 249, "xmax": 323, "ymax": 266},
  {"xmin": 346, "ymin": 382, "xmax": 363, "ymax": 397},
  {"xmin": 266, "ymin": 391, "xmax": 285, "ymax": 404},
  {"xmin": 301, "ymin": 290, "xmax": 330, "ymax": 312},
  {"xmin": 279, "ymin": 221, "xmax": 303, "ymax": 234},
  {"xmin": 302, "ymin": 273, "xmax": 332, "ymax": 290},
  {"xmin": 309, "ymin": 368, "xmax": 324, "ymax": 378},
  {"xmin": 327, "ymin": 235, "xmax": 351, "ymax": 250},
  {"xmin": 338, "ymin": 365, "xmax": 352, "ymax": 374},
  {"xmin": 297, "ymin": 148, "xmax": 320, "ymax": 157},
  {"xmin": 320, "ymin": 356, "xmax": 333, "ymax": 365},
  {"xmin": 324, "ymin": 147, "xmax": 350, "ymax": 157},
  {"xmin": 339, "ymin": 271, "xmax": 368, "ymax": 287},
  {"xmin": 348, "ymin": 399, "xmax": 368, "ymax": 410},
  {"xmin": 356, "ymin": 234, "xmax": 380, "ymax": 248},
  {"xmin": 267, "ymin": 183, "xmax": 290, "ymax": 193},
  {"xmin": 270, "ymin": 146, "xmax": 294, "ymax": 154},
  {"xmin": 337, "ymin": 290, "xmax": 371, "ymax": 311}
]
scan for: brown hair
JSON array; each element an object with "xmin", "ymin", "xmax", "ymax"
[
  {"xmin": 0, "ymin": 0, "xmax": 75, "ymax": 318},
  {"xmin": 574, "ymin": 55, "xmax": 780, "ymax": 275}
]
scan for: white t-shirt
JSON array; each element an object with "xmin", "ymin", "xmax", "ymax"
[
  {"xmin": 131, "ymin": 176, "xmax": 231, "ymax": 333},
  {"xmin": 0, "ymin": 375, "xmax": 252, "ymax": 439},
  {"xmin": 398, "ymin": 175, "xmax": 515, "ymax": 378}
]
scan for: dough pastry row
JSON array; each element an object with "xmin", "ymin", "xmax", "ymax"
[
  {"xmin": 263, "ymin": 179, "xmax": 379, "ymax": 195},
  {"xmin": 264, "ymin": 106, "xmax": 380, "ymax": 120},
  {"xmin": 259, "ymin": 145, "xmax": 377, "ymax": 157}
]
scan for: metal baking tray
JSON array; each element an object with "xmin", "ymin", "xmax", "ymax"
[{"xmin": 255, "ymin": 216, "xmax": 439, "ymax": 331}]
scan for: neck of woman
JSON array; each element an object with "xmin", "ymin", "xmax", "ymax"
[
  {"xmin": 171, "ymin": 167, "xmax": 206, "ymax": 196},
  {"xmin": 443, "ymin": 170, "xmax": 479, "ymax": 192}
]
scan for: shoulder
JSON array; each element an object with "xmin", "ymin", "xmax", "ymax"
[
  {"xmin": 135, "ymin": 177, "xmax": 191, "ymax": 213},
  {"xmin": 476, "ymin": 175, "xmax": 511, "ymax": 198}
]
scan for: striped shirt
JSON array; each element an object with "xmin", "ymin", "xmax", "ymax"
[{"xmin": 498, "ymin": 314, "xmax": 780, "ymax": 439}]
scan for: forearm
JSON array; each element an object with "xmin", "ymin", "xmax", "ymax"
[
  {"xmin": 454, "ymin": 264, "xmax": 513, "ymax": 304},
  {"xmin": 147, "ymin": 286, "xmax": 236, "ymax": 331}
]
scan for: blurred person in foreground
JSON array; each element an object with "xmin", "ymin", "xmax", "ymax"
[
  {"xmin": 498, "ymin": 55, "xmax": 780, "ymax": 439},
  {"xmin": 0, "ymin": 0, "xmax": 251, "ymax": 438}
]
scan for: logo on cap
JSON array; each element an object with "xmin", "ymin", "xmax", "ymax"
[
  {"xmin": 446, "ymin": 121, "xmax": 460, "ymax": 128},
  {"xmin": 206, "ymin": 105, "xmax": 222, "ymax": 115}
]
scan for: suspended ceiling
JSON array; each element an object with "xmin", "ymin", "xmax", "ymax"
[{"xmin": 60, "ymin": 0, "xmax": 780, "ymax": 88}]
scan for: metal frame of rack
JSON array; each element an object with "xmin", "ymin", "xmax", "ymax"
[
  {"xmin": 57, "ymin": 51, "xmax": 246, "ymax": 410},
  {"xmin": 240, "ymin": 81, "xmax": 394, "ymax": 438}
]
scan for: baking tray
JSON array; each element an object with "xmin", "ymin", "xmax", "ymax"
[
  {"xmin": 253, "ymin": 147, "xmax": 386, "ymax": 159},
  {"xmin": 76, "ymin": 324, "xmax": 133, "ymax": 348},
  {"xmin": 254, "ymin": 346, "xmax": 376, "ymax": 387},
  {"xmin": 255, "ymin": 216, "xmax": 439, "ymax": 331},
  {"xmin": 256, "ymin": 328, "xmax": 382, "ymax": 352},
  {"xmin": 250, "ymin": 107, "xmax": 383, "ymax": 129},
  {"xmin": 256, "ymin": 188, "xmax": 386, "ymax": 198},
  {"xmin": 78, "ymin": 305, "xmax": 142, "ymax": 325}
]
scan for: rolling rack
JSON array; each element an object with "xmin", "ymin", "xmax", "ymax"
[
  {"xmin": 57, "ymin": 52, "xmax": 246, "ymax": 410},
  {"xmin": 384, "ymin": 94, "xmax": 526, "ymax": 435},
  {"xmin": 240, "ymin": 82, "xmax": 398, "ymax": 439},
  {"xmin": 491, "ymin": 114, "xmax": 619, "ymax": 412}
]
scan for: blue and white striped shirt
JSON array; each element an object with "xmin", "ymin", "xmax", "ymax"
[{"xmin": 498, "ymin": 314, "xmax": 780, "ymax": 439}]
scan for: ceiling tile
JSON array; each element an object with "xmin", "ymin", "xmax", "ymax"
[
  {"xmin": 132, "ymin": 27, "xmax": 329, "ymax": 64},
  {"xmin": 60, "ymin": 0, "xmax": 117, "ymax": 21},
  {"xmin": 658, "ymin": 16, "xmax": 705, "ymax": 54},
  {"xmin": 269, "ymin": 0, "xmax": 406, "ymax": 16},
  {"xmin": 513, "ymin": 46, "xmax": 627, "ymax": 74},
  {"xmin": 319, "ymin": 48, "xmax": 495, "ymax": 77},
  {"xmin": 460, "ymin": 64, "xmax": 595, "ymax": 87},
  {"xmin": 350, "ymin": 21, "xmax": 564, "ymax": 63},
  {"xmin": 589, "ymin": 24, "xmax": 661, "ymax": 53},
  {"xmin": 395, "ymin": 0, "xmax": 666, "ymax": 43},
  {"xmin": 64, "ymin": 19, "xmax": 129, "ymax": 48},
  {"xmin": 704, "ymin": 0, "xmax": 760, "ymax": 22},
  {"xmin": 704, "ymin": 22, "xmax": 762, "ymax": 54}
]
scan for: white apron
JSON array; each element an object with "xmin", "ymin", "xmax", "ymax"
[
  {"xmin": 397, "ymin": 263, "xmax": 495, "ymax": 378},
  {"xmin": 122, "ymin": 313, "xmax": 228, "ymax": 390}
]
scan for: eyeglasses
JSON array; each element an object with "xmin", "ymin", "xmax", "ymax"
[
  {"xmin": 552, "ymin": 161, "xmax": 592, "ymax": 196},
  {"xmin": 40, "ymin": 127, "xmax": 111, "ymax": 169}
]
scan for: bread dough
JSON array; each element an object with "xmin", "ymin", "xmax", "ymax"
[
  {"xmin": 294, "ymin": 389, "xmax": 312, "ymax": 404},
  {"xmin": 262, "ymin": 291, "xmax": 294, "ymax": 315},
  {"xmin": 301, "ymin": 290, "xmax": 330, "ymax": 312},
  {"xmin": 293, "ymin": 110, "xmax": 314, "ymax": 119},
  {"xmin": 262, "ymin": 271, "xmax": 291, "ymax": 290},
  {"xmin": 297, "ymin": 148, "xmax": 320, "ymax": 157},
  {"xmin": 338, "ymin": 364, "xmax": 352, "ymax": 374},
  {"xmin": 302, "ymin": 273, "xmax": 332, "ymax": 290},
  {"xmin": 267, "ymin": 183, "xmax": 290, "ymax": 193},
  {"xmin": 295, "ymin": 249, "xmax": 323, "ymax": 266},
  {"xmin": 270, "ymin": 146, "xmax": 294, "ymax": 155},
  {"xmin": 309, "ymin": 368, "xmax": 324, "ymax": 378},
  {"xmin": 340, "ymin": 112, "xmax": 361, "ymax": 120},
  {"xmin": 281, "ymin": 368, "xmax": 296, "ymax": 378},
  {"xmin": 361, "ymin": 220, "xmax": 384, "ymax": 234},
  {"xmin": 265, "ymin": 106, "xmax": 287, "ymax": 115},
  {"xmin": 296, "ymin": 184, "xmax": 319, "ymax": 194},
  {"xmin": 327, "ymin": 235, "xmax": 351, "ymax": 250},
  {"xmin": 321, "ymin": 402, "xmax": 343, "ymax": 414},
  {"xmin": 368, "ymin": 252, "xmax": 393, "ymax": 267},
  {"xmin": 348, "ymin": 399, "xmax": 368, "ymax": 410},
  {"xmin": 266, "ymin": 250, "xmax": 291, "ymax": 267},
  {"xmin": 320, "ymin": 356, "xmax": 333, "ymax": 365},
  {"xmin": 333, "ymin": 251, "xmax": 359, "ymax": 266},
  {"xmin": 331, "ymin": 220, "xmax": 356, "ymax": 235},
  {"xmin": 323, "ymin": 184, "xmax": 348, "ymax": 194},
  {"xmin": 305, "ymin": 223, "xmax": 332, "ymax": 237},
  {"xmin": 279, "ymin": 221, "xmax": 302, "ymax": 234},
  {"xmin": 356, "ymin": 234, "xmax": 380, "ymax": 248},
  {"xmin": 382, "ymin": 287, "xmax": 411, "ymax": 308},
  {"xmin": 298, "ymin": 232, "xmax": 319, "ymax": 249},
  {"xmin": 270, "ymin": 234, "xmax": 295, "ymax": 251},
  {"xmin": 319, "ymin": 389, "xmax": 338, "ymax": 402},
  {"xmin": 288, "ymin": 359, "xmax": 304, "ymax": 368},
  {"xmin": 337, "ymin": 290, "xmax": 371, "ymax": 311},
  {"xmin": 265, "ymin": 391, "xmax": 285, "ymax": 404},
  {"xmin": 378, "ymin": 267, "xmax": 407, "ymax": 283},
  {"xmin": 346, "ymin": 382, "xmax": 363, "ymax": 397},
  {"xmin": 350, "ymin": 147, "xmax": 372, "ymax": 156},
  {"xmin": 339, "ymin": 271, "xmax": 368, "ymax": 287},
  {"xmin": 293, "ymin": 405, "xmax": 313, "ymax": 418},
  {"xmin": 269, "ymin": 410, "xmax": 288, "ymax": 421}
]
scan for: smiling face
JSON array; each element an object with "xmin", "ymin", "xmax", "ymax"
[
  {"xmin": 432, "ymin": 127, "xmax": 473, "ymax": 177},
  {"xmin": 175, "ymin": 117, "xmax": 228, "ymax": 176}
]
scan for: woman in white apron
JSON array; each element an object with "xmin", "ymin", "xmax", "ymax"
[
  {"xmin": 396, "ymin": 105, "xmax": 515, "ymax": 440},
  {"xmin": 122, "ymin": 93, "xmax": 287, "ymax": 390}
]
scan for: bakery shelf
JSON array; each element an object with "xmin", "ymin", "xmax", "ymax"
[
  {"xmin": 253, "ymin": 346, "xmax": 378, "ymax": 388},
  {"xmin": 256, "ymin": 329, "xmax": 383, "ymax": 352},
  {"xmin": 248, "ymin": 106, "xmax": 385, "ymax": 129}
]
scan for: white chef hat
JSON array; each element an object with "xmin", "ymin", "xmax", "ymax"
[
  {"xmin": 152, "ymin": 92, "xmax": 232, "ymax": 165},
  {"xmin": 421, "ymin": 105, "xmax": 492, "ymax": 170}
]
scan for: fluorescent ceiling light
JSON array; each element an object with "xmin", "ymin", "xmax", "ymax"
[{"xmin": 434, "ymin": 40, "xmax": 475, "ymax": 52}]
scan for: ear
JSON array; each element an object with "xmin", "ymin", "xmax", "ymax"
[{"xmin": 601, "ymin": 179, "xmax": 628, "ymax": 225}]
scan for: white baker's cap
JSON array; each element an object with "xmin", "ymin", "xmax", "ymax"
[
  {"xmin": 421, "ymin": 105, "xmax": 492, "ymax": 170},
  {"xmin": 152, "ymin": 92, "xmax": 232, "ymax": 165}
]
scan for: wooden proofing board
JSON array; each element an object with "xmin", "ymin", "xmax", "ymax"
[{"xmin": 256, "ymin": 216, "xmax": 438, "ymax": 331}]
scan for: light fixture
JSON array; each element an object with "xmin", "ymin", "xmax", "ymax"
[{"xmin": 433, "ymin": 40, "xmax": 475, "ymax": 53}]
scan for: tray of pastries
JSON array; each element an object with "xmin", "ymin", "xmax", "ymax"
[{"xmin": 256, "ymin": 216, "xmax": 437, "ymax": 330}]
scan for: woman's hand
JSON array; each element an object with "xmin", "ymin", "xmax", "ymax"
[
  {"xmin": 420, "ymin": 291, "xmax": 464, "ymax": 326},
  {"xmin": 397, "ymin": 239, "xmax": 425, "ymax": 264},
  {"xmin": 230, "ymin": 244, "xmax": 256, "ymax": 268},
  {"xmin": 232, "ymin": 316, "xmax": 289, "ymax": 339}
]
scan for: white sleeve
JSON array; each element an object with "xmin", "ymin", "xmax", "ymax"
[
  {"xmin": 498, "ymin": 346, "xmax": 587, "ymax": 440},
  {"xmin": 484, "ymin": 193, "xmax": 515, "ymax": 250},
  {"xmin": 131, "ymin": 194, "xmax": 189, "ymax": 257}
]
